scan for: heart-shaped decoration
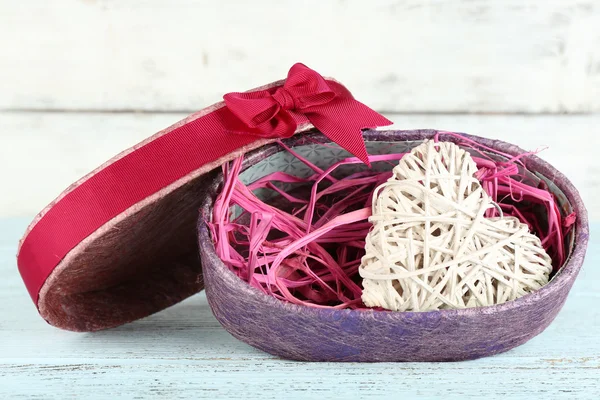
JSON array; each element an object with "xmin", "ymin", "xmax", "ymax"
[{"xmin": 359, "ymin": 140, "xmax": 552, "ymax": 311}]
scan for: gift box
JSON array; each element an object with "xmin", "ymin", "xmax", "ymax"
[
  {"xmin": 17, "ymin": 64, "xmax": 588, "ymax": 361},
  {"xmin": 199, "ymin": 130, "xmax": 587, "ymax": 361}
]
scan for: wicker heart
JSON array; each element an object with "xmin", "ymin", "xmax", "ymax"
[{"xmin": 359, "ymin": 140, "xmax": 552, "ymax": 311}]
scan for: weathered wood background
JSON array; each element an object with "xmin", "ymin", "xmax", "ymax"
[
  {"xmin": 1, "ymin": 0, "xmax": 600, "ymax": 218},
  {"xmin": 1, "ymin": 1, "xmax": 599, "ymax": 398},
  {"xmin": 2, "ymin": 0, "xmax": 600, "ymax": 113},
  {"xmin": 1, "ymin": 0, "xmax": 600, "ymax": 220}
]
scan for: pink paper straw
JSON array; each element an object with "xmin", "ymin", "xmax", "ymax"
[{"xmin": 209, "ymin": 136, "xmax": 573, "ymax": 309}]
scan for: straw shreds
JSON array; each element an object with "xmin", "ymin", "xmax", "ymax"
[{"xmin": 209, "ymin": 135, "xmax": 574, "ymax": 310}]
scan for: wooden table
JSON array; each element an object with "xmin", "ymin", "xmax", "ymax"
[{"xmin": 1, "ymin": 216, "xmax": 598, "ymax": 399}]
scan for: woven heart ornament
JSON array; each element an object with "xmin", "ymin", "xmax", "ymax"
[{"xmin": 359, "ymin": 140, "xmax": 552, "ymax": 311}]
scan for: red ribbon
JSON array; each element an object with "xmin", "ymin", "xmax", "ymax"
[
  {"xmin": 223, "ymin": 63, "xmax": 391, "ymax": 164},
  {"xmin": 17, "ymin": 63, "xmax": 392, "ymax": 305}
]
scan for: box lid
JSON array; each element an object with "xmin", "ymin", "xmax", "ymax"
[{"xmin": 16, "ymin": 63, "xmax": 392, "ymax": 331}]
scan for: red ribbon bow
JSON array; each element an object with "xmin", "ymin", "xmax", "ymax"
[{"xmin": 223, "ymin": 63, "xmax": 392, "ymax": 165}]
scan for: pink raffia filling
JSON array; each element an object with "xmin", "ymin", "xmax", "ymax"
[{"xmin": 209, "ymin": 135, "xmax": 574, "ymax": 309}]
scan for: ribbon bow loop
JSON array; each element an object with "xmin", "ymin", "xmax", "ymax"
[
  {"xmin": 223, "ymin": 91, "xmax": 281, "ymax": 129},
  {"xmin": 279, "ymin": 63, "xmax": 336, "ymax": 109}
]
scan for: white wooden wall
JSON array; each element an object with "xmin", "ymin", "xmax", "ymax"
[
  {"xmin": 3, "ymin": 0, "xmax": 600, "ymax": 113},
  {"xmin": 1, "ymin": 0, "xmax": 599, "ymax": 219}
]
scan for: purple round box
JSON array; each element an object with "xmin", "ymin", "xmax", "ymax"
[{"xmin": 198, "ymin": 129, "xmax": 588, "ymax": 362}]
